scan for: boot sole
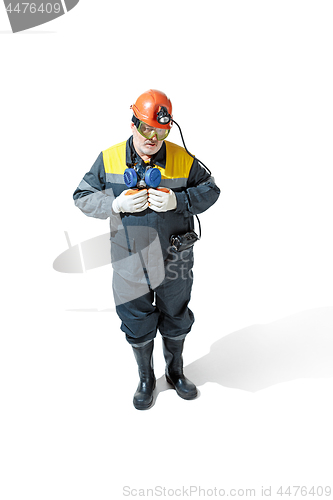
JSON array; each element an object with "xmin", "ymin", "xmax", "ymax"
[
  {"xmin": 165, "ymin": 375, "xmax": 198, "ymax": 400},
  {"xmin": 133, "ymin": 399, "xmax": 154, "ymax": 410}
]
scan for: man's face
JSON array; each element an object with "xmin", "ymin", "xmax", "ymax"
[{"xmin": 131, "ymin": 122, "xmax": 164, "ymax": 160}]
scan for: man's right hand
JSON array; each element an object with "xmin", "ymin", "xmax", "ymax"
[{"xmin": 112, "ymin": 189, "xmax": 148, "ymax": 213}]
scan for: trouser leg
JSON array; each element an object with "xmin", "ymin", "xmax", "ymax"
[
  {"xmin": 112, "ymin": 272, "xmax": 157, "ymax": 408},
  {"xmin": 112, "ymin": 272, "xmax": 159, "ymax": 345},
  {"xmin": 156, "ymin": 248, "xmax": 197, "ymax": 399},
  {"xmin": 155, "ymin": 248, "xmax": 195, "ymax": 339}
]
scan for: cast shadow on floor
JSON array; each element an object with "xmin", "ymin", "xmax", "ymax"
[{"xmin": 153, "ymin": 306, "xmax": 333, "ymax": 403}]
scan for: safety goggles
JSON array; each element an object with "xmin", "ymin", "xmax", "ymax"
[{"xmin": 137, "ymin": 121, "xmax": 170, "ymax": 141}]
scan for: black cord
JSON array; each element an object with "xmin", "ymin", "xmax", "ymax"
[
  {"xmin": 195, "ymin": 214, "xmax": 202, "ymax": 239},
  {"xmin": 170, "ymin": 118, "xmax": 211, "ymax": 240},
  {"xmin": 171, "ymin": 119, "xmax": 212, "ymax": 176}
]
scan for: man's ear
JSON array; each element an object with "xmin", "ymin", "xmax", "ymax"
[{"xmin": 130, "ymin": 122, "xmax": 135, "ymax": 131}]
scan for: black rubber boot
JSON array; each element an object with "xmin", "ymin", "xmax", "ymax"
[
  {"xmin": 162, "ymin": 337, "xmax": 197, "ymax": 400},
  {"xmin": 132, "ymin": 340, "xmax": 156, "ymax": 410}
]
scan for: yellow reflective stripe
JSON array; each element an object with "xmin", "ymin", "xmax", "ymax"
[
  {"xmin": 102, "ymin": 141, "xmax": 127, "ymax": 174},
  {"xmin": 102, "ymin": 140, "xmax": 193, "ymax": 183},
  {"xmin": 164, "ymin": 141, "xmax": 193, "ymax": 180}
]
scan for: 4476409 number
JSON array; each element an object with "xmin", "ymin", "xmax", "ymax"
[
  {"xmin": 6, "ymin": 3, "xmax": 61, "ymax": 14},
  {"xmin": 277, "ymin": 486, "xmax": 331, "ymax": 496}
]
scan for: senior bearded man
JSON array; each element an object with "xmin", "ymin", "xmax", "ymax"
[{"xmin": 73, "ymin": 89, "xmax": 220, "ymax": 409}]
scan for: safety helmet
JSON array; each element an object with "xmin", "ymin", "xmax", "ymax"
[{"xmin": 130, "ymin": 89, "xmax": 173, "ymax": 130}]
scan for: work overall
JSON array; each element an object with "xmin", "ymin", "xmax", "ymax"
[{"xmin": 73, "ymin": 137, "xmax": 220, "ymax": 345}]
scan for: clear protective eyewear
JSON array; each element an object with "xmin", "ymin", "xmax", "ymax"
[{"xmin": 137, "ymin": 121, "xmax": 170, "ymax": 141}]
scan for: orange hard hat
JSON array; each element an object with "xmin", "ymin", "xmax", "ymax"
[{"xmin": 130, "ymin": 89, "xmax": 173, "ymax": 129}]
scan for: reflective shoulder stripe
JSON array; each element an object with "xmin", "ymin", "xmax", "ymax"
[
  {"xmin": 102, "ymin": 141, "xmax": 127, "ymax": 174},
  {"xmin": 105, "ymin": 173, "xmax": 125, "ymax": 184},
  {"xmin": 77, "ymin": 178, "xmax": 99, "ymax": 193},
  {"xmin": 159, "ymin": 178, "xmax": 187, "ymax": 189},
  {"xmin": 163, "ymin": 141, "xmax": 193, "ymax": 181}
]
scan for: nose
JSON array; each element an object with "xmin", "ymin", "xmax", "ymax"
[{"xmin": 147, "ymin": 133, "xmax": 158, "ymax": 142}]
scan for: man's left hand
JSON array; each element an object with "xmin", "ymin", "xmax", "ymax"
[{"xmin": 148, "ymin": 188, "xmax": 177, "ymax": 212}]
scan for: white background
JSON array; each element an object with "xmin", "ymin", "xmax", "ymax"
[{"xmin": 1, "ymin": 1, "xmax": 333, "ymax": 499}]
